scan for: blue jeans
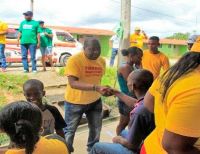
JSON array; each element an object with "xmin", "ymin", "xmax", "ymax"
[
  {"xmin": 64, "ymin": 99, "xmax": 102, "ymax": 153},
  {"xmin": 120, "ymin": 129, "xmax": 129, "ymax": 138},
  {"xmin": 90, "ymin": 142, "xmax": 134, "ymax": 154},
  {"xmin": 0, "ymin": 44, "xmax": 6, "ymax": 68},
  {"xmin": 21, "ymin": 44, "xmax": 37, "ymax": 71},
  {"xmin": 110, "ymin": 48, "xmax": 118, "ymax": 67}
]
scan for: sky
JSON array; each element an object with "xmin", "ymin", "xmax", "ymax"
[{"xmin": 0, "ymin": 0, "xmax": 199, "ymax": 37}]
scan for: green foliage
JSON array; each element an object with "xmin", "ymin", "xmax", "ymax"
[
  {"xmin": 102, "ymin": 96, "xmax": 117, "ymax": 107},
  {"xmin": 0, "ymin": 73, "xmax": 28, "ymax": 94},
  {"xmin": 101, "ymin": 67, "xmax": 118, "ymax": 88},
  {"xmin": 166, "ymin": 32, "xmax": 190, "ymax": 40},
  {"xmin": 58, "ymin": 67, "xmax": 65, "ymax": 76},
  {"xmin": 0, "ymin": 133, "xmax": 9, "ymax": 146}
]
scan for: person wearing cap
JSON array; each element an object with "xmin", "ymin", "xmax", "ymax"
[
  {"xmin": 130, "ymin": 27, "xmax": 147, "ymax": 49},
  {"xmin": 39, "ymin": 21, "xmax": 54, "ymax": 71},
  {"xmin": 187, "ymin": 35, "xmax": 199, "ymax": 51},
  {"xmin": 17, "ymin": 11, "xmax": 40, "ymax": 73},
  {"xmin": 141, "ymin": 41, "xmax": 200, "ymax": 154},
  {"xmin": 0, "ymin": 20, "xmax": 8, "ymax": 72}
]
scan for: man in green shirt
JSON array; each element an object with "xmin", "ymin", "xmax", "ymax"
[
  {"xmin": 17, "ymin": 11, "xmax": 40, "ymax": 73},
  {"xmin": 39, "ymin": 21, "xmax": 54, "ymax": 71}
]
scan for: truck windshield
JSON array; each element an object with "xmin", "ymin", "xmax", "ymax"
[{"xmin": 56, "ymin": 32, "xmax": 75, "ymax": 42}]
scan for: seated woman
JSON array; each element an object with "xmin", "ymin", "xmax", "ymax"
[
  {"xmin": 0, "ymin": 101, "xmax": 69, "ymax": 154},
  {"xmin": 142, "ymin": 40, "xmax": 200, "ymax": 154},
  {"xmin": 90, "ymin": 69, "xmax": 155, "ymax": 154}
]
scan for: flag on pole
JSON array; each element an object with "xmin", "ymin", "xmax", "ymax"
[{"xmin": 113, "ymin": 22, "xmax": 124, "ymax": 39}]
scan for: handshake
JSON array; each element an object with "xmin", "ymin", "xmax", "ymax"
[{"xmin": 95, "ymin": 85, "xmax": 119, "ymax": 97}]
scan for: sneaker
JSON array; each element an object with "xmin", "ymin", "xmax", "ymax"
[
  {"xmin": 32, "ymin": 70, "xmax": 37, "ymax": 73},
  {"xmin": 23, "ymin": 70, "xmax": 29, "ymax": 73},
  {"xmin": 1, "ymin": 68, "xmax": 6, "ymax": 72}
]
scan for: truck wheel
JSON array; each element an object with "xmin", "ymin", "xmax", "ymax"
[{"xmin": 60, "ymin": 53, "xmax": 71, "ymax": 66}]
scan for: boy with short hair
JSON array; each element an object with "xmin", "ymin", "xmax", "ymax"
[
  {"xmin": 90, "ymin": 69, "xmax": 155, "ymax": 154},
  {"xmin": 23, "ymin": 79, "xmax": 66, "ymax": 138}
]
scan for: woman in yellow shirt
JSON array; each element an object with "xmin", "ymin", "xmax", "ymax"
[
  {"xmin": 0, "ymin": 101, "xmax": 69, "ymax": 154},
  {"xmin": 141, "ymin": 43, "xmax": 200, "ymax": 154}
]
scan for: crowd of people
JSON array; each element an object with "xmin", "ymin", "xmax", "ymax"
[
  {"xmin": 0, "ymin": 11, "xmax": 53, "ymax": 73},
  {"xmin": 0, "ymin": 10, "xmax": 200, "ymax": 154}
]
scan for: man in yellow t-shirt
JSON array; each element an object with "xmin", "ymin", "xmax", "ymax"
[
  {"xmin": 130, "ymin": 27, "xmax": 148, "ymax": 49},
  {"xmin": 0, "ymin": 20, "xmax": 8, "ymax": 72},
  {"xmin": 142, "ymin": 36, "xmax": 169, "ymax": 79},
  {"xmin": 142, "ymin": 44, "xmax": 200, "ymax": 154},
  {"xmin": 64, "ymin": 38, "xmax": 111, "ymax": 153}
]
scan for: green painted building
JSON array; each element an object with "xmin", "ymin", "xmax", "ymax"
[
  {"xmin": 58, "ymin": 26, "xmax": 114, "ymax": 57},
  {"xmin": 143, "ymin": 39, "xmax": 187, "ymax": 58}
]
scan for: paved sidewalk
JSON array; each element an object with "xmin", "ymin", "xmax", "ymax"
[{"xmin": 73, "ymin": 121, "xmax": 118, "ymax": 154}]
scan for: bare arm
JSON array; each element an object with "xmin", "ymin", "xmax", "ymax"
[
  {"xmin": 0, "ymin": 30, "xmax": 8, "ymax": 35},
  {"xmin": 162, "ymin": 129, "xmax": 200, "ymax": 154},
  {"xmin": 144, "ymin": 91, "xmax": 154, "ymax": 113},
  {"xmin": 142, "ymin": 31, "xmax": 148, "ymax": 39},
  {"xmin": 113, "ymin": 136, "xmax": 133, "ymax": 150},
  {"xmin": 45, "ymin": 33, "xmax": 53, "ymax": 38},
  {"xmin": 37, "ymin": 33, "xmax": 40, "ymax": 48},
  {"xmin": 17, "ymin": 32, "xmax": 21, "ymax": 46},
  {"xmin": 115, "ymin": 92, "xmax": 137, "ymax": 108},
  {"xmin": 68, "ymin": 76, "xmax": 110, "ymax": 96}
]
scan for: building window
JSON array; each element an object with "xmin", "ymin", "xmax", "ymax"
[{"xmin": 168, "ymin": 44, "xmax": 172, "ymax": 48}]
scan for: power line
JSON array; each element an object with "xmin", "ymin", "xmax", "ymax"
[{"xmin": 110, "ymin": 0, "xmax": 196, "ymax": 25}]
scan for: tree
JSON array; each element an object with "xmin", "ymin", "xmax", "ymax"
[{"xmin": 166, "ymin": 32, "xmax": 190, "ymax": 40}]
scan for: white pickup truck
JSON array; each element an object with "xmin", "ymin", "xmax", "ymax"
[{"xmin": 5, "ymin": 25, "xmax": 82, "ymax": 66}]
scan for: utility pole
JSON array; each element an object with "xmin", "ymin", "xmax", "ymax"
[
  {"xmin": 118, "ymin": 0, "xmax": 131, "ymax": 67},
  {"xmin": 30, "ymin": 0, "xmax": 34, "ymax": 13}
]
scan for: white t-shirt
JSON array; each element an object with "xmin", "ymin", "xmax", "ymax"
[{"xmin": 110, "ymin": 35, "xmax": 120, "ymax": 49}]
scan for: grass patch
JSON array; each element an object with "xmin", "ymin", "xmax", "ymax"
[
  {"xmin": 0, "ymin": 73, "xmax": 28, "ymax": 95},
  {"xmin": 58, "ymin": 67, "xmax": 65, "ymax": 76}
]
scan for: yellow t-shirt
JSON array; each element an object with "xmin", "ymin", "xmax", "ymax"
[
  {"xmin": 5, "ymin": 137, "xmax": 69, "ymax": 154},
  {"xmin": 130, "ymin": 33, "xmax": 145, "ymax": 49},
  {"xmin": 142, "ymin": 50, "xmax": 169, "ymax": 79},
  {"xmin": 0, "ymin": 21, "xmax": 8, "ymax": 44},
  {"xmin": 65, "ymin": 51, "xmax": 106, "ymax": 104},
  {"xmin": 144, "ymin": 69, "xmax": 200, "ymax": 154}
]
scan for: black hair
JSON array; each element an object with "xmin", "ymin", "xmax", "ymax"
[
  {"xmin": 131, "ymin": 69, "xmax": 154, "ymax": 93},
  {"xmin": 121, "ymin": 47, "xmax": 143, "ymax": 56},
  {"xmin": 161, "ymin": 52, "xmax": 200, "ymax": 101},
  {"xmin": 39, "ymin": 21, "xmax": 44, "ymax": 24},
  {"xmin": 23, "ymin": 79, "xmax": 44, "ymax": 91},
  {"xmin": 83, "ymin": 37, "xmax": 100, "ymax": 49},
  {"xmin": 149, "ymin": 36, "xmax": 160, "ymax": 42},
  {"xmin": 0, "ymin": 101, "xmax": 42, "ymax": 154}
]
